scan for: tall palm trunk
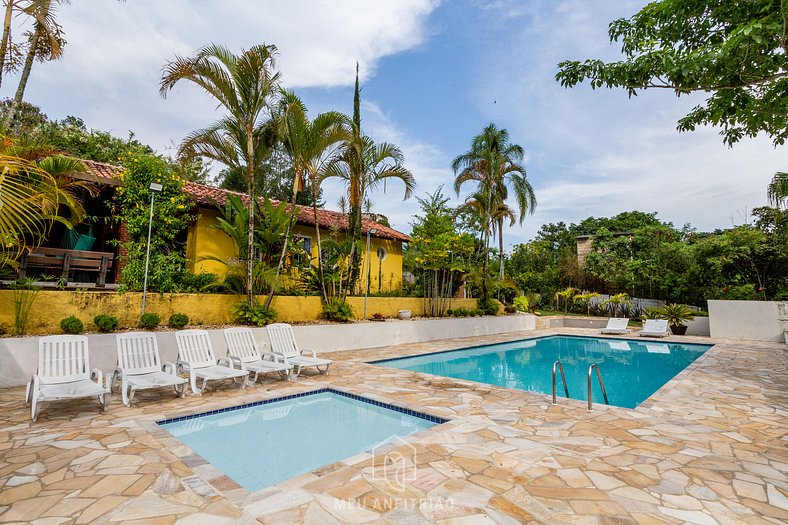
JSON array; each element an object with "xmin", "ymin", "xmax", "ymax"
[
  {"xmin": 265, "ymin": 173, "xmax": 299, "ymax": 309},
  {"xmin": 0, "ymin": 0, "xmax": 15, "ymax": 89},
  {"xmin": 5, "ymin": 21, "xmax": 40, "ymax": 128},
  {"xmin": 498, "ymin": 218, "xmax": 504, "ymax": 280},
  {"xmin": 311, "ymin": 180, "xmax": 328, "ymax": 303},
  {"xmin": 246, "ymin": 135, "xmax": 255, "ymax": 307}
]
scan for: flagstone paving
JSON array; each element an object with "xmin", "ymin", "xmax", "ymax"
[{"xmin": 0, "ymin": 328, "xmax": 785, "ymax": 524}]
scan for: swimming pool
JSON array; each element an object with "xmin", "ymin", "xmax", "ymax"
[
  {"xmin": 374, "ymin": 336, "xmax": 711, "ymax": 409},
  {"xmin": 158, "ymin": 389, "xmax": 442, "ymax": 491}
]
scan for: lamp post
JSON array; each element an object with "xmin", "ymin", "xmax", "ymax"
[
  {"xmin": 363, "ymin": 228, "xmax": 378, "ymax": 319},
  {"xmin": 141, "ymin": 182, "xmax": 163, "ymax": 315}
]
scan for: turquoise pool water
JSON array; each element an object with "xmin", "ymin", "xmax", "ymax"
[
  {"xmin": 375, "ymin": 336, "xmax": 711, "ymax": 409},
  {"xmin": 158, "ymin": 389, "xmax": 440, "ymax": 492}
]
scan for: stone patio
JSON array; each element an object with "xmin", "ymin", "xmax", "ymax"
[{"xmin": 0, "ymin": 328, "xmax": 785, "ymax": 524}]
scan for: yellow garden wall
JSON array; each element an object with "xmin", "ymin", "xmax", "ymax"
[{"xmin": 0, "ymin": 290, "xmax": 478, "ymax": 335}]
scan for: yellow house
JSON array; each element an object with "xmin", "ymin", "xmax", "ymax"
[
  {"xmin": 58, "ymin": 160, "xmax": 408, "ymax": 291},
  {"xmin": 182, "ymin": 183, "xmax": 409, "ymax": 292}
]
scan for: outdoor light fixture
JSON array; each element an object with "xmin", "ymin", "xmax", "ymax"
[
  {"xmin": 363, "ymin": 228, "xmax": 378, "ymax": 319},
  {"xmin": 141, "ymin": 182, "xmax": 164, "ymax": 315}
]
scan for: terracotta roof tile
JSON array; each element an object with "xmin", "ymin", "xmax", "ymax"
[{"xmin": 67, "ymin": 158, "xmax": 410, "ymax": 242}]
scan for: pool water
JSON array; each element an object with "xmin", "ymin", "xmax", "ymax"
[
  {"xmin": 375, "ymin": 336, "xmax": 710, "ymax": 409},
  {"xmin": 158, "ymin": 389, "xmax": 440, "ymax": 491}
]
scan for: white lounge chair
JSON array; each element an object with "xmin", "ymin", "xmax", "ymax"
[
  {"xmin": 266, "ymin": 323, "xmax": 332, "ymax": 377},
  {"xmin": 175, "ymin": 330, "xmax": 248, "ymax": 395},
  {"xmin": 25, "ymin": 335, "xmax": 110, "ymax": 422},
  {"xmin": 223, "ymin": 327, "xmax": 293, "ymax": 385},
  {"xmin": 639, "ymin": 319, "xmax": 671, "ymax": 338},
  {"xmin": 600, "ymin": 317, "xmax": 630, "ymax": 334},
  {"xmin": 112, "ymin": 332, "xmax": 188, "ymax": 406}
]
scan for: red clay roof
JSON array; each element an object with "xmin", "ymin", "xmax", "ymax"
[{"xmin": 77, "ymin": 159, "xmax": 409, "ymax": 242}]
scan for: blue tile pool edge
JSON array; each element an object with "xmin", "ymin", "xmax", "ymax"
[
  {"xmin": 155, "ymin": 387, "xmax": 449, "ymax": 426},
  {"xmin": 368, "ymin": 333, "xmax": 713, "ymax": 366}
]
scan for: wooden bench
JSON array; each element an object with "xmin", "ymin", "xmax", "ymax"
[{"xmin": 19, "ymin": 247, "xmax": 115, "ymax": 287}]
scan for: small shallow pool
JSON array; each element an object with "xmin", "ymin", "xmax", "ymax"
[
  {"xmin": 374, "ymin": 336, "xmax": 711, "ymax": 408},
  {"xmin": 158, "ymin": 389, "xmax": 443, "ymax": 491}
]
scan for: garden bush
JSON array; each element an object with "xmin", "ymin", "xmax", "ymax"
[
  {"xmin": 504, "ymin": 305, "xmax": 516, "ymax": 314},
  {"xmin": 94, "ymin": 314, "xmax": 119, "ymax": 333},
  {"xmin": 321, "ymin": 299, "xmax": 354, "ymax": 323},
  {"xmin": 60, "ymin": 316, "xmax": 84, "ymax": 334},
  {"xmin": 140, "ymin": 312, "xmax": 160, "ymax": 329},
  {"xmin": 478, "ymin": 298, "xmax": 501, "ymax": 316},
  {"xmin": 169, "ymin": 313, "xmax": 189, "ymax": 328},
  {"xmin": 513, "ymin": 296, "xmax": 529, "ymax": 312},
  {"xmin": 232, "ymin": 301, "xmax": 277, "ymax": 326}
]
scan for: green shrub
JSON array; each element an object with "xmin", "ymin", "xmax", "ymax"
[
  {"xmin": 446, "ymin": 309, "xmax": 454, "ymax": 316},
  {"xmin": 504, "ymin": 305, "xmax": 516, "ymax": 314},
  {"xmin": 642, "ymin": 307, "xmax": 663, "ymax": 320},
  {"xmin": 93, "ymin": 314, "xmax": 119, "ymax": 333},
  {"xmin": 231, "ymin": 301, "xmax": 277, "ymax": 327},
  {"xmin": 140, "ymin": 312, "xmax": 161, "ymax": 329},
  {"xmin": 169, "ymin": 313, "xmax": 189, "ymax": 328},
  {"xmin": 660, "ymin": 303, "xmax": 695, "ymax": 327},
  {"xmin": 321, "ymin": 299, "xmax": 354, "ymax": 322},
  {"xmin": 60, "ymin": 316, "xmax": 84, "ymax": 334},
  {"xmin": 524, "ymin": 291, "xmax": 542, "ymax": 310},
  {"xmin": 478, "ymin": 298, "xmax": 501, "ymax": 316},
  {"xmin": 513, "ymin": 296, "xmax": 529, "ymax": 312},
  {"xmin": 475, "ymin": 309, "xmax": 485, "ymax": 317}
]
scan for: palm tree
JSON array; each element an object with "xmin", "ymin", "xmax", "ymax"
[
  {"xmin": 452, "ymin": 124, "xmax": 535, "ymax": 299},
  {"xmin": 767, "ymin": 172, "xmax": 787, "ymax": 209},
  {"xmin": 5, "ymin": 0, "xmax": 65, "ymax": 127},
  {"xmin": 0, "ymin": 0, "xmax": 18, "ymax": 89},
  {"xmin": 274, "ymin": 90, "xmax": 348, "ymax": 303},
  {"xmin": 323, "ymin": 65, "xmax": 415, "ymax": 296},
  {"xmin": 160, "ymin": 43, "xmax": 280, "ymax": 308}
]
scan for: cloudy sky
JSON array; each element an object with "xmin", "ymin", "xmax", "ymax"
[{"xmin": 8, "ymin": 0, "xmax": 786, "ymax": 247}]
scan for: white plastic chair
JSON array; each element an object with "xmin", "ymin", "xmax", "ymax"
[
  {"xmin": 223, "ymin": 327, "xmax": 293, "ymax": 385},
  {"xmin": 600, "ymin": 317, "xmax": 630, "ymax": 334},
  {"xmin": 25, "ymin": 335, "xmax": 110, "ymax": 422},
  {"xmin": 175, "ymin": 330, "xmax": 248, "ymax": 395},
  {"xmin": 266, "ymin": 323, "xmax": 332, "ymax": 377},
  {"xmin": 112, "ymin": 332, "xmax": 188, "ymax": 406},
  {"xmin": 639, "ymin": 319, "xmax": 671, "ymax": 337}
]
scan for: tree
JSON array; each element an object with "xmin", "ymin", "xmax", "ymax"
[
  {"xmin": 556, "ymin": 0, "xmax": 788, "ymax": 146},
  {"xmin": 160, "ymin": 43, "xmax": 280, "ymax": 307},
  {"xmin": 452, "ymin": 124, "xmax": 535, "ymax": 299},
  {"xmin": 768, "ymin": 172, "xmax": 788, "ymax": 209},
  {"xmin": 5, "ymin": 0, "xmax": 66, "ymax": 127},
  {"xmin": 274, "ymin": 89, "xmax": 348, "ymax": 303},
  {"xmin": 326, "ymin": 66, "xmax": 415, "ymax": 295}
]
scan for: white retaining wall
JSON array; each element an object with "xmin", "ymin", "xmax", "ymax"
[
  {"xmin": 0, "ymin": 314, "xmax": 537, "ymax": 388},
  {"xmin": 708, "ymin": 300, "xmax": 787, "ymax": 342}
]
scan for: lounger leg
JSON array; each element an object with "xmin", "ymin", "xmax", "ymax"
[
  {"xmin": 318, "ymin": 364, "xmax": 331, "ymax": 375},
  {"xmin": 100, "ymin": 393, "xmax": 107, "ymax": 412},
  {"xmin": 31, "ymin": 394, "xmax": 40, "ymax": 422},
  {"xmin": 174, "ymin": 383, "xmax": 186, "ymax": 398},
  {"xmin": 244, "ymin": 372, "xmax": 258, "ymax": 388},
  {"xmin": 24, "ymin": 380, "xmax": 32, "ymax": 406},
  {"xmin": 278, "ymin": 370, "xmax": 290, "ymax": 381},
  {"xmin": 191, "ymin": 374, "xmax": 204, "ymax": 396}
]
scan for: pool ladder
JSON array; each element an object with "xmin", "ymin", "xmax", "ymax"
[{"xmin": 551, "ymin": 360, "xmax": 610, "ymax": 411}]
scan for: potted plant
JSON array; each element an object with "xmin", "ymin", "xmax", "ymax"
[{"xmin": 659, "ymin": 303, "xmax": 694, "ymax": 335}]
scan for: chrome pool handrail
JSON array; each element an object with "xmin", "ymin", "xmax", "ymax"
[
  {"xmin": 552, "ymin": 360, "xmax": 569, "ymax": 404},
  {"xmin": 587, "ymin": 363, "xmax": 609, "ymax": 411}
]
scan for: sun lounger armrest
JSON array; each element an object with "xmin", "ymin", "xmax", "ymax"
[
  {"xmin": 216, "ymin": 356, "xmax": 233, "ymax": 368},
  {"xmin": 226, "ymin": 355, "xmax": 247, "ymax": 371},
  {"xmin": 90, "ymin": 368, "xmax": 104, "ymax": 387},
  {"xmin": 259, "ymin": 351, "xmax": 284, "ymax": 363},
  {"xmin": 300, "ymin": 349, "xmax": 317, "ymax": 358},
  {"xmin": 161, "ymin": 361, "xmax": 178, "ymax": 375}
]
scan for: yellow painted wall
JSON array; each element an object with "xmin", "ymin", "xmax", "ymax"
[
  {"xmin": 187, "ymin": 209, "xmax": 406, "ymax": 292},
  {"xmin": 186, "ymin": 208, "xmax": 238, "ymax": 276},
  {"xmin": 0, "ymin": 291, "xmax": 478, "ymax": 335}
]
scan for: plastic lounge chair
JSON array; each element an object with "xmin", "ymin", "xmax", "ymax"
[
  {"xmin": 175, "ymin": 330, "xmax": 248, "ymax": 395},
  {"xmin": 112, "ymin": 332, "xmax": 188, "ymax": 406},
  {"xmin": 600, "ymin": 317, "xmax": 630, "ymax": 334},
  {"xmin": 266, "ymin": 323, "xmax": 332, "ymax": 377},
  {"xmin": 639, "ymin": 319, "xmax": 671, "ymax": 338},
  {"xmin": 25, "ymin": 335, "xmax": 110, "ymax": 422},
  {"xmin": 223, "ymin": 327, "xmax": 293, "ymax": 385}
]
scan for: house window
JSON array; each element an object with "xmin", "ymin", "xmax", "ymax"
[
  {"xmin": 294, "ymin": 236, "xmax": 312, "ymax": 267},
  {"xmin": 376, "ymin": 247, "xmax": 387, "ymax": 261}
]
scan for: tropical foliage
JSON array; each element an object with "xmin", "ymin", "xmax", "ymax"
[
  {"xmin": 160, "ymin": 43, "xmax": 281, "ymax": 307},
  {"xmin": 556, "ymin": 0, "xmax": 788, "ymax": 146}
]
